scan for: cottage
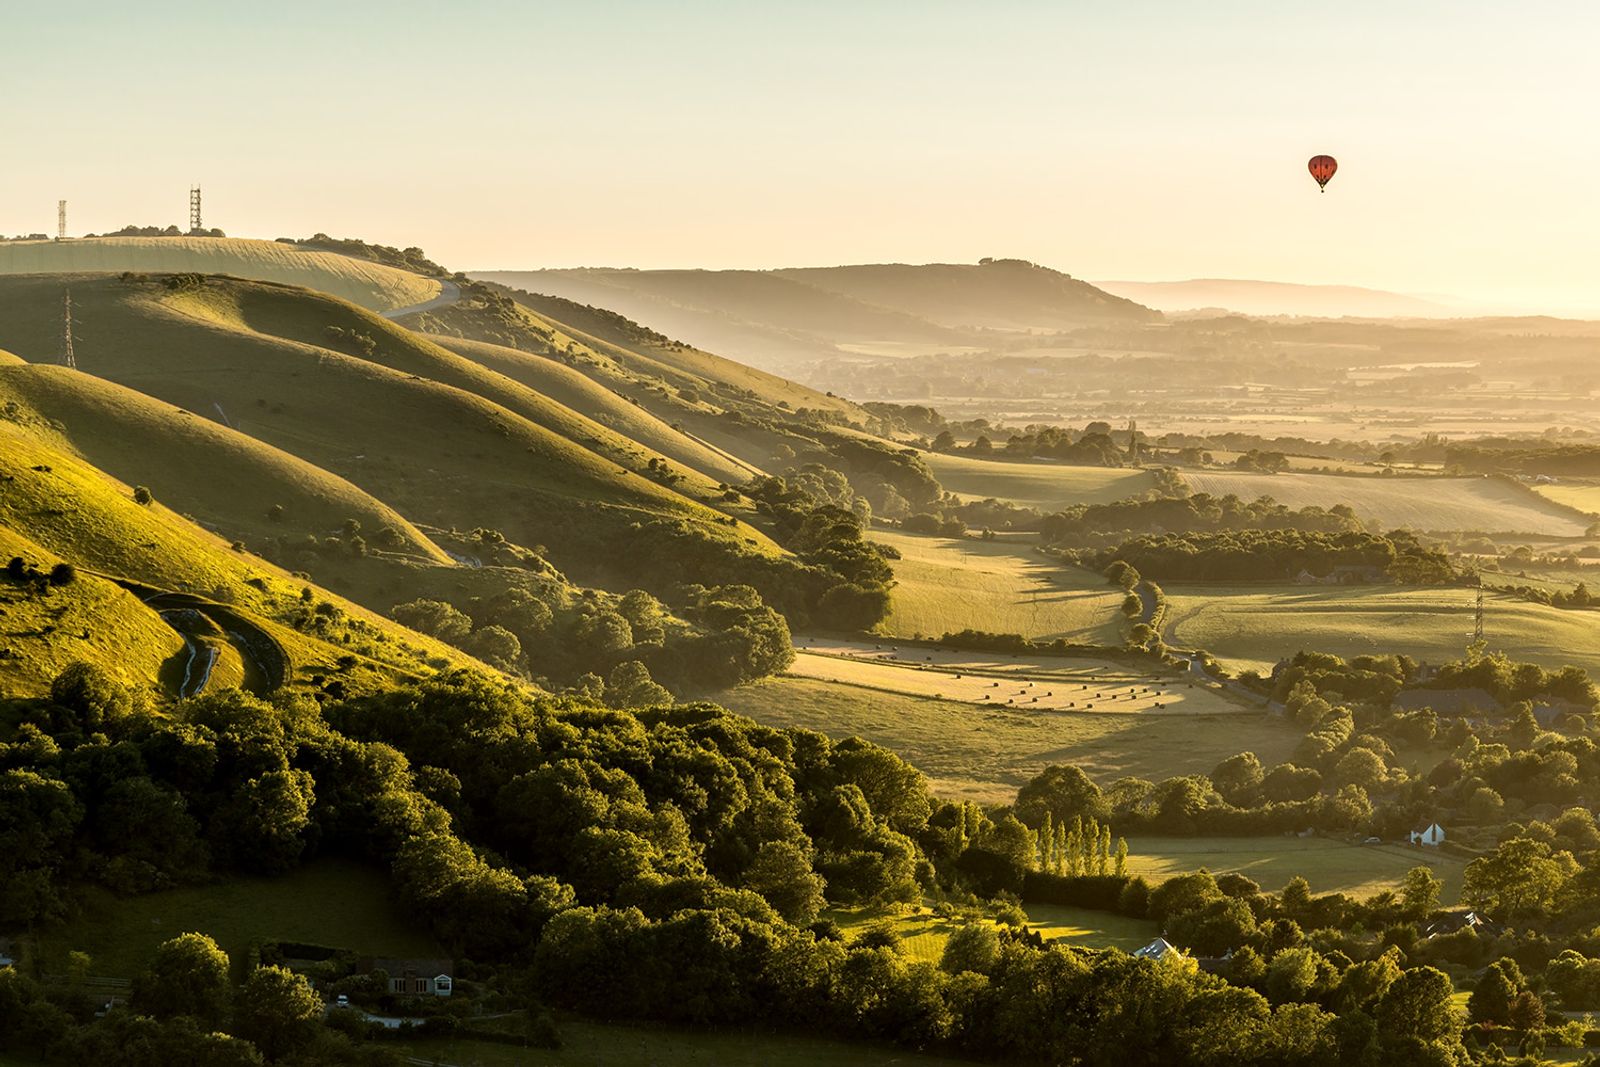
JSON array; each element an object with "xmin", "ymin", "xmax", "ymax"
[
  {"xmin": 1423, "ymin": 909, "xmax": 1497, "ymax": 938},
  {"xmin": 1409, "ymin": 822, "xmax": 1446, "ymax": 847},
  {"xmin": 363, "ymin": 957, "xmax": 454, "ymax": 997}
]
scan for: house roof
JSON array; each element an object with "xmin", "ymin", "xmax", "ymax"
[
  {"xmin": 1392, "ymin": 688, "xmax": 1499, "ymax": 715},
  {"xmin": 1134, "ymin": 938, "xmax": 1182, "ymax": 960},
  {"xmin": 363, "ymin": 957, "xmax": 454, "ymax": 978}
]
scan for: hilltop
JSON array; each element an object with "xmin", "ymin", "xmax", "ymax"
[
  {"xmin": 0, "ymin": 236, "xmax": 443, "ymax": 312},
  {"xmin": 473, "ymin": 259, "xmax": 1157, "ymax": 372}
]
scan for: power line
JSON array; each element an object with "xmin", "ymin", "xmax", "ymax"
[{"xmin": 60, "ymin": 289, "xmax": 76, "ymax": 369}]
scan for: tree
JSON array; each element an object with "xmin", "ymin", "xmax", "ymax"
[
  {"xmin": 1467, "ymin": 958, "xmax": 1522, "ymax": 1026},
  {"xmin": 939, "ymin": 923, "xmax": 999, "ymax": 975},
  {"xmin": 133, "ymin": 485, "xmax": 154, "ymax": 505},
  {"xmin": 743, "ymin": 841, "xmax": 825, "ymax": 924},
  {"xmin": 49, "ymin": 661, "xmax": 133, "ymax": 730},
  {"xmin": 1376, "ymin": 966, "xmax": 1463, "ymax": 1052},
  {"xmin": 1014, "ymin": 765, "xmax": 1108, "ymax": 826},
  {"xmin": 465, "ymin": 624, "xmax": 523, "ymax": 671},
  {"xmin": 131, "ymin": 932, "xmax": 231, "ymax": 1027},
  {"xmin": 1462, "ymin": 836, "xmax": 1575, "ymax": 918},
  {"xmin": 232, "ymin": 965, "xmax": 322, "ymax": 1060},
  {"xmin": 391, "ymin": 599, "xmax": 472, "ymax": 644},
  {"xmin": 1400, "ymin": 866, "xmax": 1442, "ymax": 919},
  {"xmin": 47, "ymin": 562, "xmax": 75, "ymax": 586}
]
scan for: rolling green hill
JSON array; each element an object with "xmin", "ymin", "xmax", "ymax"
[
  {"xmin": 923, "ymin": 453, "xmax": 1158, "ymax": 509},
  {"xmin": 0, "ymin": 275, "xmax": 781, "ymax": 593},
  {"xmin": 0, "ymin": 363, "xmax": 448, "ymax": 561},
  {"xmin": 0, "ymin": 421, "xmax": 485, "ymax": 698},
  {"xmin": 0, "ymin": 236, "xmax": 441, "ymax": 312}
]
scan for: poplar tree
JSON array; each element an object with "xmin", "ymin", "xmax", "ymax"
[{"xmin": 1115, "ymin": 837, "xmax": 1129, "ymax": 877}]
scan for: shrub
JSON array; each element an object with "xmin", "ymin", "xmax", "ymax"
[{"xmin": 132, "ymin": 485, "xmax": 154, "ymax": 506}]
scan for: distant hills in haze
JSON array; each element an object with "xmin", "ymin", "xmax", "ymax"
[
  {"xmin": 1091, "ymin": 278, "xmax": 1455, "ymax": 318},
  {"xmin": 474, "ymin": 259, "xmax": 1159, "ymax": 371}
]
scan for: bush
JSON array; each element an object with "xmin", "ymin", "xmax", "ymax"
[
  {"xmin": 132, "ymin": 485, "xmax": 154, "ymax": 506},
  {"xmin": 47, "ymin": 563, "xmax": 75, "ymax": 586}
]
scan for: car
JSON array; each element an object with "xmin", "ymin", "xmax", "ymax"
[
  {"xmin": 335, "ymin": 994, "xmax": 350, "ymax": 1009},
  {"xmin": 1363, "ymin": 836, "xmax": 1382, "ymax": 845}
]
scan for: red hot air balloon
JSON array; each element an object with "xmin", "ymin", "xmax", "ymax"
[{"xmin": 1308, "ymin": 155, "xmax": 1337, "ymax": 192}]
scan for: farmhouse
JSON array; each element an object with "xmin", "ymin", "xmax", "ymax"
[
  {"xmin": 1424, "ymin": 910, "xmax": 1497, "ymax": 938},
  {"xmin": 1409, "ymin": 822, "xmax": 1446, "ymax": 847},
  {"xmin": 362, "ymin": 957, "xmax": 454, "ymax": 997},
  {"xmin": 1133, "ymin": 938, "xmax": 1183, "ymax": 961}
]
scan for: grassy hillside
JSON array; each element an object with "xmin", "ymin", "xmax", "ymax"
[
  {"xmin": 0, "ymin": 524, "xmax": 182, "ymax": 695},
  {"xmin": 871, "ymin": 529, "xmax": 1124, "ymax": 642},
  {"xmin": 1123, "ymin": 836, "xmax": 1467, "ymax": 902},
  {"xmin": 0, "ymin": 421, "xmax": 483, "ymax": 698},
  {"xmin": 922, "ymin": 453, "xmax": 1158, "ymax": 509},
  {"xmin": 0, "ymin": 236, "xmax": 440, "ymax": 312},
  {"xmin": 1164, "ymin": 584, "xmax": 1600, "ymax": 675},
  {"xmin": 426, "ymin": 334, "xmax": 754, "ymax": 486},
  {"xmin": 1179, "ymin": 469, "xmax": 1587, "ymax": 535},
  {"xmin": 712, "ymin": 675, "xmax": 1299, "ymax": 803},
  {"xmin": 777, "ymin": 259, "xmax": 1159, "ymax": 330},
  {"xmin": 1534, "ymin": 480, "xmax": 1600, "ymax": 517},
  {"xmin": 0, "ymin": 363, "xmax": 448, "ymax": 561},
  {"xmin": 0, "ymin": 275, "xmax": 780, "ymax": 592}
]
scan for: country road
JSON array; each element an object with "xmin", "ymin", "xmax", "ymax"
[{"xmin": 383, "ymin": 278, "xmax": 460, "ymax": 319}]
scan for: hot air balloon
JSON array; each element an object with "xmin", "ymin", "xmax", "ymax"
[{"xmin": 1308, "ymin": 155, "xmax": 1337, "ymax": 192}]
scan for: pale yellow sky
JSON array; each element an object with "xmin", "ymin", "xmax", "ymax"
[{"xmin": 4, "ymin": 1, "xmax": 1600, "ymax": 313}]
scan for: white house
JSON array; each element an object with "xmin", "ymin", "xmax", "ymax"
[{"xmin": 1410, "ymin": 823, "xmax": 1446, "ymax": 847}]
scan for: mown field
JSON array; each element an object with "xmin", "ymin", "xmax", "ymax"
[
  {"xmin": 1163, "ymin": 584, "xmax": 1600, "ymax": 676},
  {"xmin": 832, "ymin": 903, "xmax": 1157, "ymax": 965},
  {"xmin": 1123, "ymin": 836, "xmax": 1467, "ymax": 903},
  {"xmin": 1179, "ymin": 469, "xmax": 1587, "ymax": 535},
  {"xmin": 713, "ymin": 675, "xmax": 1300, "ymax": 803},
  {"xmin": 35, "ymin": 859, "xmax": 440, "ymax": 978},
  {"xmin": 921, "ymin": 453, "xmax": 1157, "ymax": 509},
  {"xmin": 870, "ymin": 529, "xmax": 1123, "ymax": 643},
  {"xmin": 0, "ymin": 236, "xmax": 441, "ymax": 312}
]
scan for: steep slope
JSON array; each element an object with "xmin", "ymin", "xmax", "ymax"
[
  {"xmin": 0, "ymin": 237, "xmax": 442, "ymax": 312},
  {"xmin": 0, "ymin": 364, "xmax": 448, "ymax": 561},
  {"xmin": 0, "ymin": 422, "xmax": 487, "ymax": 698},
  {"xmin": 429, "ymin": 335, "xmax": 756, "ymax": 485},
  {"xmin": 0, "ymin": 275, "xmax": 781, "ymax": 592},
  {"xmin": 777, "ymin": 259, "xmax": 1159, "ymax": 330}
]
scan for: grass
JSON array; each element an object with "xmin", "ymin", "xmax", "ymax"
[
  {"xmin": 920, "ymin": 453, "xmax": 1157, "ymax": 509},
  {"xmin": 35, "ymin": 859, "xmax": 441, "ymax": 979},
  {"xmin": 0, "ymin": 421, "xmax": 481, "ymax": 697},
  {"xmin": 1179, "ymin": 469, "xmax": 1588, "ymax": 535},
  {"xmin": 0, "ymin": 236, "xmax": 440, "ymax": 312},
  {"xmin": 1534, "ymin": 481, "xmax": 1600, "ymax": 517},
  {"xmin": 406, "ymin": 1020, "xmax": 978, "ymax": 1067},
  {"xmin": 1163, "ymin": 583, "xmax": 1600, "ymax": 676},
  {"xmin": 711, "ymin": 675, "xmax": 1300, "ymax": 804},
  {"xmin": 0, "ymin": 363, "xmax": 447, "ymax": 561},
  {"xmin": 870, "ymin": 530, "xmax": 1123, "ymax": 642},
  {"xmin": 831, "ymin": 903, "xmax": 1157, "ymax": 965},
  {"xmin": 433, "ymin": 335, "xmax": 754, "ymax": 486},
  {"xmin": 1121, "ymin": 835, "xmax": 1468, "ymax": 902}
]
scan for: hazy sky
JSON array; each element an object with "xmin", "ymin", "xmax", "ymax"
[{"xmin": 4, "ymin": 1, "xmax": 1599, "ymax": 312}]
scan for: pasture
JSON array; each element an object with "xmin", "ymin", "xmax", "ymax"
[
  {"xmin": 1534, "ymin": 481, "xmax": 1600, "ymax": 517},
  {"xmin": 35, "ymin": 859, "xmax": 440, "ymax": 979},
  {"xmin": 1179, "ymin": 469, "xmax": 1588, "ymax": 535},
  {"xmin": 870, "ymin": 529, "xmax": 1124, "ymax": 642},
  {"xmin": 1163, "ymin": 584, "xmax": 1600, "ymax": 676},
  {"xmin": 713, "ymin": 674, "xmax": 1300, "ymax": 804},
  {"xmin": 921, "ymin": 453, "xmax": 1158, "ymax": 509},
  {"xmin": 831, "ymin": 903, "xmax": 1157, "ymax": 964},
  {"xmin": 1122, "ymin": 835, "xmax": 1468, "ymax": 903}
]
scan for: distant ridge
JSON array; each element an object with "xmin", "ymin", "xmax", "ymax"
[
  {"xmin": 474, "ymin": 259, "xmax": 1156, "ymax": 372},
  {"xmin": 1092, "ymin": 278, "xmax": 1454, "ymax": 319}
]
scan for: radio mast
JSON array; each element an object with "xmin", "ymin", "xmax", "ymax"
[
  {"xmin": 57, "ymin": 200, "xmax": 67, "ymax": 241},
  {"xmin": 189, "ymin": 186, "xmax": 203, "ymax": 233}
]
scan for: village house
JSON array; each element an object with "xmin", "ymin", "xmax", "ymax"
[
  {"xmin": 1409, "ymin": 822, "xmax": 1446, "ymax": 847},
  {"xmin": 361, "ymin": 957, "xmax": 454, "ymax": 997}
]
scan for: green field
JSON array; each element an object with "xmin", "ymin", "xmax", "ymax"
[
  {"xmin": 406, "ymin": 1018, "xmax": 976, "ymax": 1067},
  {"xmin": 1535, "ymin": 481, "xmax": 1600, "ymax": 517},
  {"xmin": 833, "ymin": 903, "xmax": 1156, "ymax": 965},
  {"xmin": 0, "ymin": 236, "xmax": 440, "ymax": 312},
  {"xmin": 1180, "ymin": 469, "xmax": 1587, "ymax": 535},
  {"xmin": 712, "ymin": 676, "xmax": 1300, "ymax": 803},
  {"xmin": 1163, "ymin": 584, "xmax": 1600, "ymax": 676},
  {"xmin": 921, "ymin": 453, "xmax": 1157, "ymax": 509},
  {"xmin": 1123, "ymin": 836, "xmax": 1468, "ymax": 903},
  {"xmin": 36, "ymin": 860, "xmax": 441, "ymax": 979},
  {"xmin": 870, "ymin": 529, "xmax": 1123, "ymax": 642}
]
